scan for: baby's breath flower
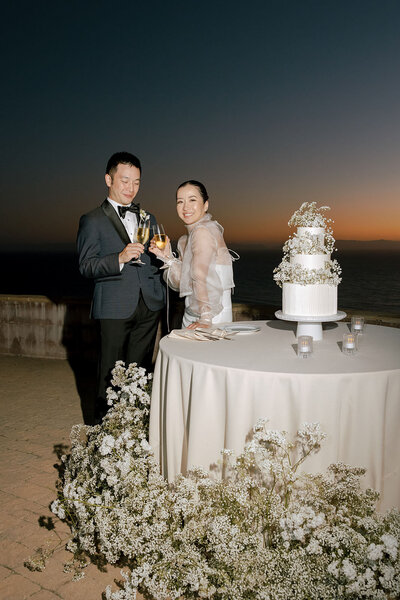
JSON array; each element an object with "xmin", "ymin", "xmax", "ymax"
[
  {"xmin": 49, "ymin": 362, "xmax": 400, "ymax": 600},
  {"xmin": 381, "ymin": 533, "xmax": 398, "ymax": 560},
  {"xmin": 288, "ymin": 202, "xmax": 333, "ymax": 228},
  {"xmin": 99, "ymin": 435, "xmax": 115, "ymax": 455},
  {"xmin": 367, "ymin": 542, "xmax": 384, "ymax": 561},
  {"xmin": 275, "ymin": 203, "xmax": 342, "ymax": 288}
]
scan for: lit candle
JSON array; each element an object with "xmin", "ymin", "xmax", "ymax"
[
  {"xmin": 297, "ymin": 335, "xmax": 313, "ymax": 357},
  {"xmin": 344, "ymin": 335, "xmax": 356, "ymax": 348},
  {"xmin": 351, "ymin": 315, "xmax": 365, "ymax": 334},
  {"xmin": 342, "ymin": 333, "xmax": 358, "ymax": 355}
]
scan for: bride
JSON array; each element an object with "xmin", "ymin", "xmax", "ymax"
[{"xmin": 149, "ymin": 180, "xmax": 235, "ymax": 329}]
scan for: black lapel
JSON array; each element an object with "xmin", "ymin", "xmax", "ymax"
[{"xmin": 101, "ymin": 200, "xmax": 131, "ymax": 246}]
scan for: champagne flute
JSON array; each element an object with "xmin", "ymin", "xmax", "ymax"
[
  {"xmin": 131, "ymin": 216, "xmax": 150, "ymax": 265},
  {"xmin": 152, "ymin": 224, "xmax": 167, "ymax": 251}
]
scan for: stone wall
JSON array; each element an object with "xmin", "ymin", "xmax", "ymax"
[
  {"xmin": 0, "ymin": 295, "xmax": 94, "ymax": 360},
  {"xmin": 0, "ymin": 294, "xmax": 398, "ymax": 360},
  {"xmin": 0, "ymin": 295, "xmax": 273, "ymax": 361}
]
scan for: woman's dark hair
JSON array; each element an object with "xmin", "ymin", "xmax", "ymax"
[{"xmin": 176, "ymin": 180, "xmax": 209, "ymax": 203}]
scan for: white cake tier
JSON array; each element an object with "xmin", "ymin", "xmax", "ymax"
[
  {"xmin": 290, "ymin": 253, "xmax": 330, "ymax": 269},
  {"xmin": 297, "ymin": 226, "xmax": 325, "ymax": 246},
  {"xmin": 282, "ymin": 283, "xmax": 337, "ymax": 317}
]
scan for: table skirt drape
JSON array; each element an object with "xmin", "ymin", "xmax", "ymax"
[{"xmin": 149, "ymin": 323, "xmax": 400, "ymax": 512}]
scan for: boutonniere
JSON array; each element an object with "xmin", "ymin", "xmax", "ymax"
[{"xmin": 140, "ymin": 209, "xmax": 149, "ymax": 221}]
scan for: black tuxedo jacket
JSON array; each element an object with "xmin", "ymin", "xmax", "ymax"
[{"xmin": 77, "ymin": 200, "xmax": 165, "ymax": 319}]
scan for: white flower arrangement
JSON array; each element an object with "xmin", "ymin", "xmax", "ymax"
[
  {"xmin": 275, "ymin": 203, "xmax": 341, "ymax": 287},
  {"xmin": 139, "ymin": 208, "xmax": 148, "ymax": 221},
  {"xmin": 283, "ymin": 229, "xmax": 335, "ymax": 256},
  {"xmin": 27, "ymin": 363, "xmax": 400, "ymax": 599},
  {"xmin": 273, "ymin": 258, "xmax": 342, "ymax": 287},
  {"xmin": 288, "ymin": 202, "xmax": 333, "ymax": 229}
]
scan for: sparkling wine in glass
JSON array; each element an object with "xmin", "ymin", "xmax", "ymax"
[
  {"xmin": 131, "ymin": 216, "xmax": 150, "ymax": 265},
  {"xmin": 152, "ymin": 224, "xmax": 167, "ymax": 250},
  {"xmin": 137, "ymin": 222, "xmax": 150, "ymax": 245}
]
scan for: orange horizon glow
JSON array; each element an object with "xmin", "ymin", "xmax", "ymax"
[
  {"xmin": 2, "ymin": 192, "xmax": 399, "ymax": 248},
  {"xmin": 165, "ymin": 223, "xmax": 400, "ymax": 246},
  {"xmin": 213, "ymin": 197, "xmax": 400, "ymax": 244},
  {"xmin": 220, "ymin": 218, "xmax": 400, "ymax": 245}
]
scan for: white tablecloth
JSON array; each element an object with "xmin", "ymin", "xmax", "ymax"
[{"xmin": 149, "ymin": 321, "xmax": 400, "ymax": 511}]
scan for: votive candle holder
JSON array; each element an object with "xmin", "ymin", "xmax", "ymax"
[
  {"xmin": 342, "ymin": 332, "xmax": 358, "ymax": 355},
  {"xmin": 351, "ymin": 315, "xmax": 365, "ymax": 334},
  {"xmin": 297, "ymin": 335, "xmax": 313, "ymax": 358}
]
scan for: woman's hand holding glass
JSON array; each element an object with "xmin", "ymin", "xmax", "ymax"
[{"xmin": 149, "ymin": 224, "xmax": 172, "ymax": 261}]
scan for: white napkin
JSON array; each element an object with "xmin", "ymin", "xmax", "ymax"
[{"xmin": 168, "ymin": 327, "xmax": 236, "ymax": 341}]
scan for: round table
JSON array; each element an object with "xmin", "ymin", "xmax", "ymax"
[{"xmin": 149, "ymin": 321, "xmax": 400, "ymax": 511}]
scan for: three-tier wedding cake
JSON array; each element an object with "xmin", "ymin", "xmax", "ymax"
[{"xmin": 274, "ymin": 202, "xmax": 342, "ymax": 317}]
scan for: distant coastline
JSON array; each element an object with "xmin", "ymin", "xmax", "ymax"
[
  {"xmin": 231, "ymin": 240, "xmax": 400, "ymax": 252},
  {"xmin": 336, "ymin": 239, "xmax": 400, "ymax": 252}
]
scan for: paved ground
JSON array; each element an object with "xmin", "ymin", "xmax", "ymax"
[{"xmin": 0, "ymin": 355, "xmax": 144, "ymax": 600}]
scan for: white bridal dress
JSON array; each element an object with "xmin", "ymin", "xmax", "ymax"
[{"xmin": 161, "ymin": 214, "xmax": 235, "ymax": 327}]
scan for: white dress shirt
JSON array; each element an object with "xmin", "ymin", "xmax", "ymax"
[
  {"xmin": 107, "ymin": 197, "xmax": 138, "ymax": 270},
  {"xmin": 107, "ymin": 197, "xmax": 137, "ymax": 242}
]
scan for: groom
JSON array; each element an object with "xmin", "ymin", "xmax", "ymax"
[{"xmin": 77, "ymin": 152, "xmax": 165, "ymax": 423}]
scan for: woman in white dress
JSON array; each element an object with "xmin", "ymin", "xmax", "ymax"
[{"xmin": 149, "ymin": 180, "xmax": 235, "ymax": 329}]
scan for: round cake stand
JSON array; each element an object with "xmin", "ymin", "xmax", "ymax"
[{"xmin": 275, "ymin": 310, "xmax": 346, "ymax": 341}]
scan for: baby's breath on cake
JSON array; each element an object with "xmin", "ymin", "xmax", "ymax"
[{"xmin": 274, "ymin": 203, "xmax": 341, "ymax": 287}]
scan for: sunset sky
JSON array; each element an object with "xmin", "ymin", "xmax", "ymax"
[{"xmin": 1, "ymin": 0, "xmax": 400, "ymax": 248}]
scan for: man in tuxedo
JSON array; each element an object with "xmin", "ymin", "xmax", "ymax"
[{"xmin": 77, "ymin": 152, "xmax": 165, "ymax": 423}]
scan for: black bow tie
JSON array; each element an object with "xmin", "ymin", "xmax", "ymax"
[{"xmin": 118, "ymin": 203, "xmax": 140, "ymax": 219}]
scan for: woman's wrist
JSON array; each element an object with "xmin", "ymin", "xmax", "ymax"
[
  {"xmin": 199, "ymin": 311, "xmax": 212, "ymax": 326},
  {"xmin": 159, "ymin": 255, "xmax": 176, "ymax": 268},
  {"xmin": 158, "ymin": 246, "xmax": 177, "ymax": 266}
]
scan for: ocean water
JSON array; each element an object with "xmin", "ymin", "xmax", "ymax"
[
  {"xmin": 233, "ymin": 249, "xmax": 400, "ymax": 315},
  {"xmin": 1, "ymin": 250, "xmax": 399, "ymax": 315}
]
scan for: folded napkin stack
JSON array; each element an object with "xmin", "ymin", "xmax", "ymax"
[{"xmin": 168, "ymin": 327, "xmax": 236, "ymax": 341}]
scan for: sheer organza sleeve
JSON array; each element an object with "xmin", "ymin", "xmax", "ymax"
[
  {"xmin": 187, "ymin": 226, "xmax": 223, "ymax": 324},
  {"xmin": 162, "ymin": 236, "xmax": 186, "ymax": 291}
]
